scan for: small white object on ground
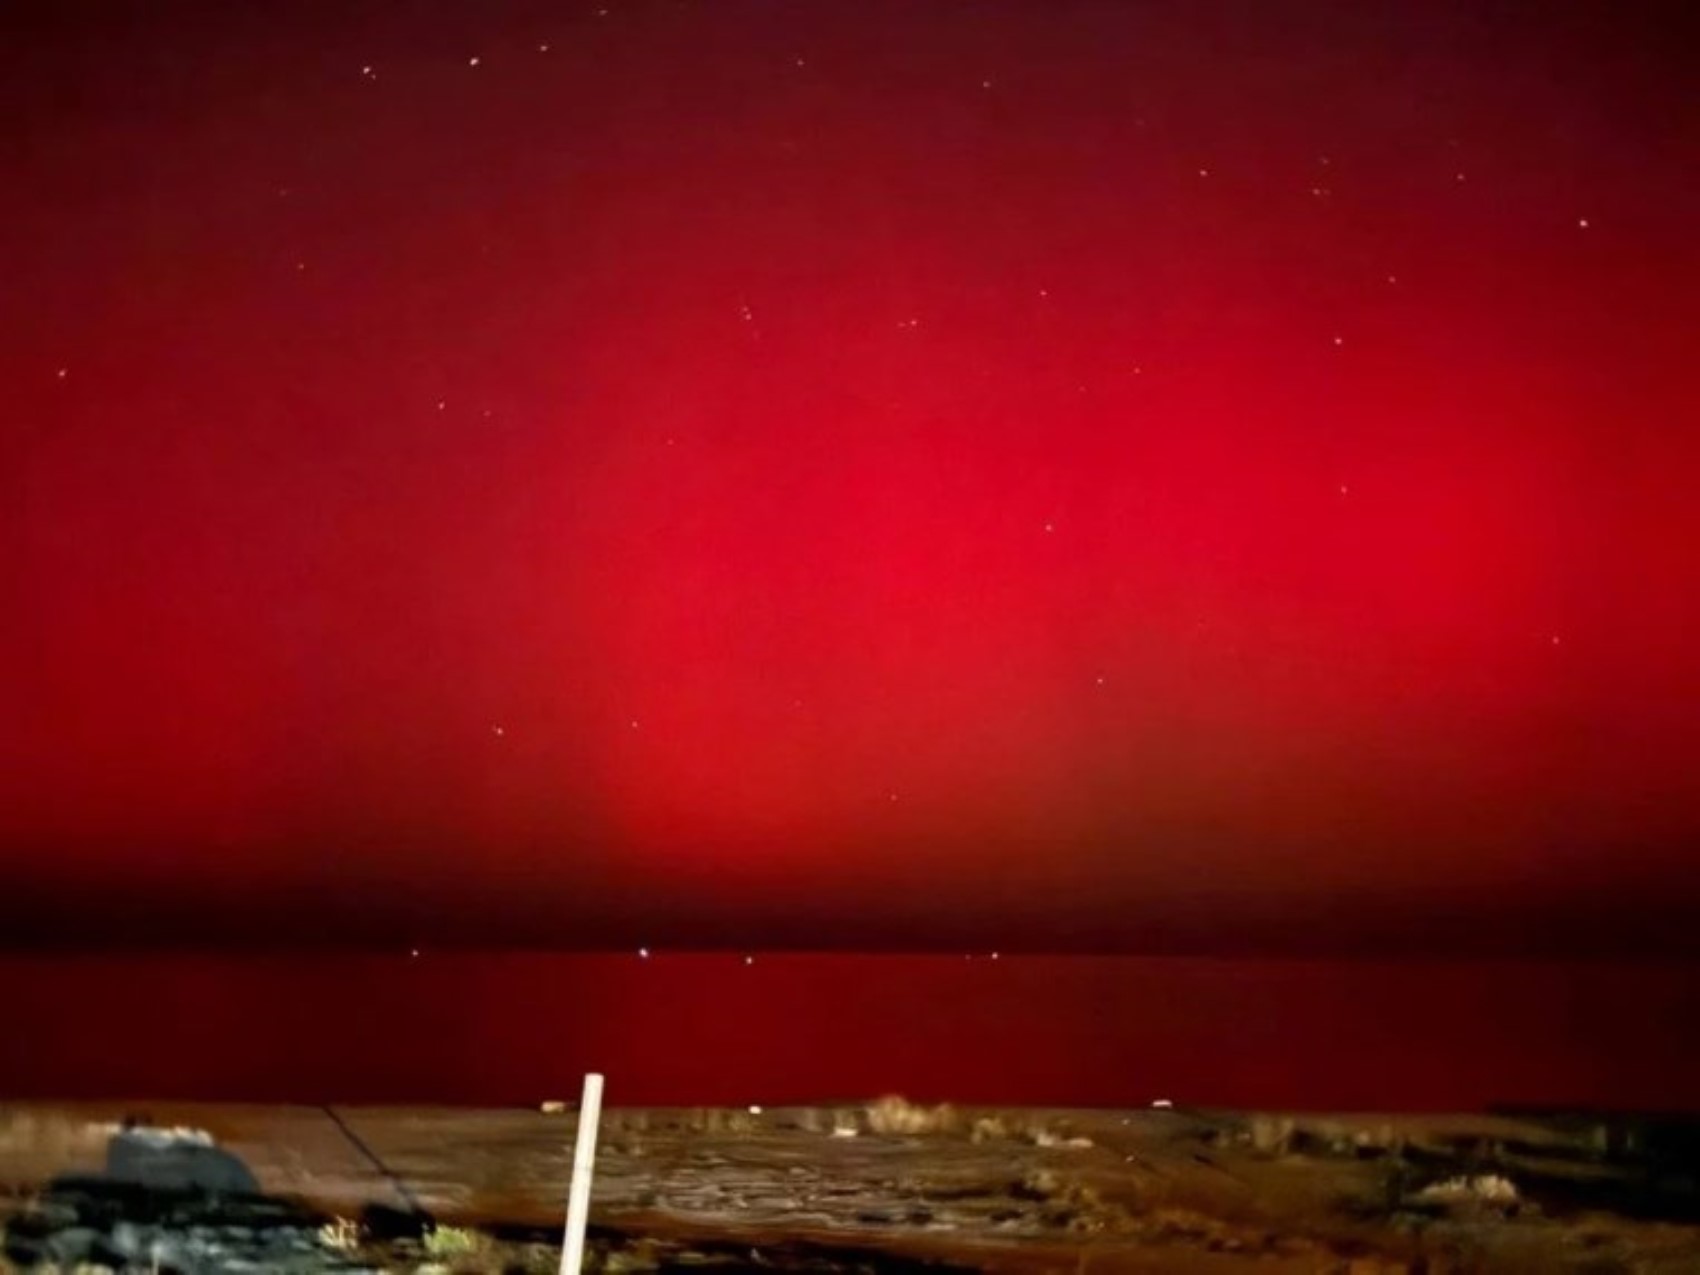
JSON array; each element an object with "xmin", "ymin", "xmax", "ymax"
[{"xmin": 1415, "ymin": 1175, "xmax": 1519, "ymax": 1206}]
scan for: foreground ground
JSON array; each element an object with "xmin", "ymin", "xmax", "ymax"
[{"xmin": 1, "ymin": 1100, "xmax": 1698, "ymax": 1272}]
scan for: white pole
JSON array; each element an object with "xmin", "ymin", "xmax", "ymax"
[{"xmin": 559, "ymin": 1072, "xmax": 605, "ymax": 1275}]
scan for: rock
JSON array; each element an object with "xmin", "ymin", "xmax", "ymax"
[
  {"xmin": 359, "ymin": 1201, "xmax": 436, "ymax": 1242},
  {"xmin": 1, "ymin": 1226, "xmax": 46, "ymax": 1267},
  {"xmin": 106, "ymin": 1128, "xmax": 259, "ymax": 1195}
]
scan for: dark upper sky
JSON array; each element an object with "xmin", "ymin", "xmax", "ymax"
[{"xmin": 2, "ymin": 0, "xmax": 1696, "ymax": 953}]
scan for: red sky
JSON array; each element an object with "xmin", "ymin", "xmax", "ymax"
[{"xmin": 2, "ymin": 0, "xmax": 1697, "ymax": 953}]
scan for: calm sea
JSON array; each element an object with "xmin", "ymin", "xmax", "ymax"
[{"xmin": 1, "ymin": 954, "xmax": 1696, "ymax": 1112}]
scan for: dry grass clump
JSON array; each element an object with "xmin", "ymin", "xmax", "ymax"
[
  {"xmin": 318, "ymin": 1216, "xmax": 361, "ymax": 1251},
  {"xmin": 864, "ymin": 1096, "xmax": 959, "ymax": 1136},
  {"xmin": 423, "ymin": 1224, "xmax": 488, "ymax": 1258},
  {"xmin": 969, "ymin": 1112, "xmax": 1090, "ymax": 1147},
  {"xmin": 1013, "ymin": 1169, "xmax": 1121, "ymax": 1233}
]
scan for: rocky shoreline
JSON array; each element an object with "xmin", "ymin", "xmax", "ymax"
[{"xmin": 2, "ymin": 1103, "xmax": 1699, "ymax": 1272}]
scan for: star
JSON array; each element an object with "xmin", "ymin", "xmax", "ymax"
[
  {"xmin": 1332, "ymin": 335, "xmax": 1344, "ymax": 347},
  {"xmin": 409, "ymin": 948, "xmax": 421, "ymax": 959},
  {"xmin": 1577, "ymin": 217, "xmax": 1590, "ymax": 229},
  {"xmin": 1043, "ymin": 521, "xmax": 1055, "ymax": 533},
  {"xmin": 743, "ymin": 954, "xmax": 755, "ymax": 966},
  {"xmin": 361, "ymin": 65, "xmax": 375, "ymax": 78},
  {"xmin": 539, "ymin": 43, "xmax": 550, "ymax": 53},
  {"xmin": 55, "ymin": 367, "xmax": 68, "ymax": 379},
  {"xmin": 491, "ymin": 724, "xmax": 505, "ymax": 737},
  {"xmin": 1339, "ymin": 484, "xmax": 1350, "ymax": 496},
  {"xmin": 468, "ymin": 56, "xmax": 481, "ymax": 67},
  {"xmin": 638, "ymin": 947, "xmax": 650, "ymax": 959},
  {"xmin": 629, "ymin": 719, "xmax": 640, "ymax": 729}
]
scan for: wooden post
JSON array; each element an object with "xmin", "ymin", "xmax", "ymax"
[{"xmin": 559, "ymin": 1072, "xmax": 605, "ymax": 1275}]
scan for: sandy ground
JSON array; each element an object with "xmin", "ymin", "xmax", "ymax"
[{"xmin": 2, "ymin": 1100, "xmax": 1698, "ymax": 1272}]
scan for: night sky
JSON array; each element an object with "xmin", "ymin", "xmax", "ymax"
[{"xmin": 3, "ymin": 0, "xmax": 1697, "ymax": 954}]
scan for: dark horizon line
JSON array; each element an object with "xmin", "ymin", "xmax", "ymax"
[{"xmin": 3, "ymin": 941, "xmax": 1698, "ymax": 963}]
